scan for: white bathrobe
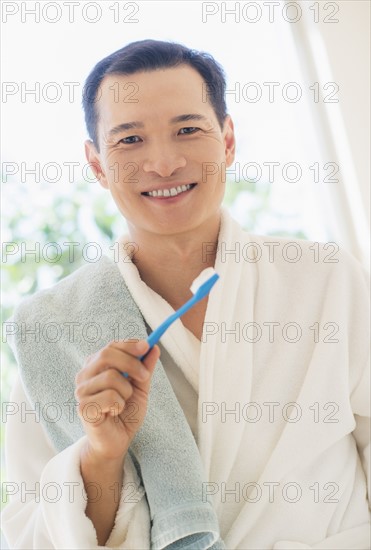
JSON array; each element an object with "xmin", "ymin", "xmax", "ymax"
[{"xmin": 2, "ymin": 208, "xmax": 370, "ymax": 549}]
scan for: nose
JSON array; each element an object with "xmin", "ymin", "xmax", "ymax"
[{"xmin": 142, "ymin": 141, "xmax": 186, "ymax": 177}]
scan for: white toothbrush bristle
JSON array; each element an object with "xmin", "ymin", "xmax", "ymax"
[{"xmin": 190, "ymin": 267, "xmax": 216, "ymax": 294}]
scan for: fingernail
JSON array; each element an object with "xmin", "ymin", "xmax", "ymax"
[
  {"xmin": 135, "ymin": 340, "xmax": 148, "ymax": 353},
  {"xmin": 139, "ymin": 367, "xmax": 150, "ymax": 380}
]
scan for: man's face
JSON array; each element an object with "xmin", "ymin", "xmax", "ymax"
[{"xmin": 85, "ymin": 64, "xmax": 235, "ymax": 236}]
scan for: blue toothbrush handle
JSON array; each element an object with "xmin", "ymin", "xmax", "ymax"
[
  {"xmin": 139, "ymin": 295, "xmax": 199, "ymax": 359},
  {"xmin": 121, "ymin": 271, "xmax": 219, "ymax": 378},
  {"xmin": 121, "ymin": 294, "xmax": 199, "ymax": 377}
]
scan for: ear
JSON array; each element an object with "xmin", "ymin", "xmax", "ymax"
[
  {"xmin": 222, "ymin": 115, "xmax": 236, "ymax": 167},
  {"xmin": 84, "ymin": 140, "xmax": 109, "ymax": 189}
]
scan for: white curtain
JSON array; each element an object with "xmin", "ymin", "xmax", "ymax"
[{"xmin": 285, "ymin": 0, "xmax": 370, "ymax": 266}]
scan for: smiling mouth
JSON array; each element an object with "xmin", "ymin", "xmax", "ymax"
[{"xmin": 141, "ymin": 183, "xmax": 197, "ymax": 198}]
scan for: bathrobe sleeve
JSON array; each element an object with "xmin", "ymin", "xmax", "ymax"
[
  {"xmin": 348, "ymin": 254, "xmax": 370, "ymax": 510},
  {"xmin": 274, "ymin": 364, "xmax": 371, "ymax": 550},
  {"xmin": 1, "ymin": 373, "xmax": 151, "ymax": 550},
  {"xmin": 273, "ymin": 251, "xmax": 370, "ymax": 550},
  {"xmin": 351, "ymin": 353, "xmax": 371, "ymax": 504}
]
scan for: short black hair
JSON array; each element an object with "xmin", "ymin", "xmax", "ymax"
[{"xmin": 82, "ymin": 39, "xmax": 227, "ymax": 150}]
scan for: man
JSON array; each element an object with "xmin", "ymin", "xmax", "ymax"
[{"xmin": 2, "ymin": 40, "xmax": 370, "ymax": 549}]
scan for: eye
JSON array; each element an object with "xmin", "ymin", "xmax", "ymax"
[
  {"xmin": 118, "ymin": 135, "xmax": 142, "ymax": 144},
  {"xmin": 178, "ymin": 127, "xmax": 200, "ymax": 135}
]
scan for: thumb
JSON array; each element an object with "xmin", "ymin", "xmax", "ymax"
[{"xmin": 141, "ymin": 344, "xmax": 160, "ymax": 374}]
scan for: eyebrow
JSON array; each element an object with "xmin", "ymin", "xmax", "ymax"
[{"xmin": 107, "ymin": 113, "xmax": 209, "ymax": 137}]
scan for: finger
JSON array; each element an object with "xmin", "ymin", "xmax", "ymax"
[
  {"xmin": 75, "ymin": 367, "xmax": 134, "ymax": 402},
  {"xmin": 77, "ymin": 345, "xmax": 150, "ymax": 384},
  {"xmin": 91, "ymin": 339, "xmax": 153, "ymax": 381},
  {"xmin": 109, "ymin": 339, "xmax": 149, "ymax": 379},
  {"xmin": 141, "ymin": 344, "xmax": 160, "ymax": 371},
  {"xmin": 131, "ymin": 345, "xmax": 160, "ymax": 391},
  {"xmin": 109, "ymin": 339, "xmax": 149, "ymax": 356},
  {"xmin": 77, "ymin": 389, "xmax": 126, "ymax": 421}
]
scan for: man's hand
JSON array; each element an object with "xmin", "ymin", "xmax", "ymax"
[{"xmin": 75, "ymin": 339, "xmax": 160, "ymax": 461}]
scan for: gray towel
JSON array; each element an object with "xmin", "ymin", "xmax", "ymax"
[{"xmin": 7, "ymin": 256, "xmax": 225, "ymax": 550}]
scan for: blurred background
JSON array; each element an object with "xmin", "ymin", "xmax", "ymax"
[{"xmin": 1, "ymin": 0, "xmax": 370, "ymax": 534}]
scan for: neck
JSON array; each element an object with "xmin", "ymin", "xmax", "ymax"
[{"xmin": 126, "ymin": 211, "xmax": 221, "ymax": 307}]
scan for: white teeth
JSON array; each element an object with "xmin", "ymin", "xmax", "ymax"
[{"xmin": 146, "ymin": 184, "xmax": 193, "ymax": 197}]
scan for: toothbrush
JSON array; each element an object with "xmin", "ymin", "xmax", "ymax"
[{"xmin": 122, "ymin": 267, "xmax": 219, "ymax": 377}]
